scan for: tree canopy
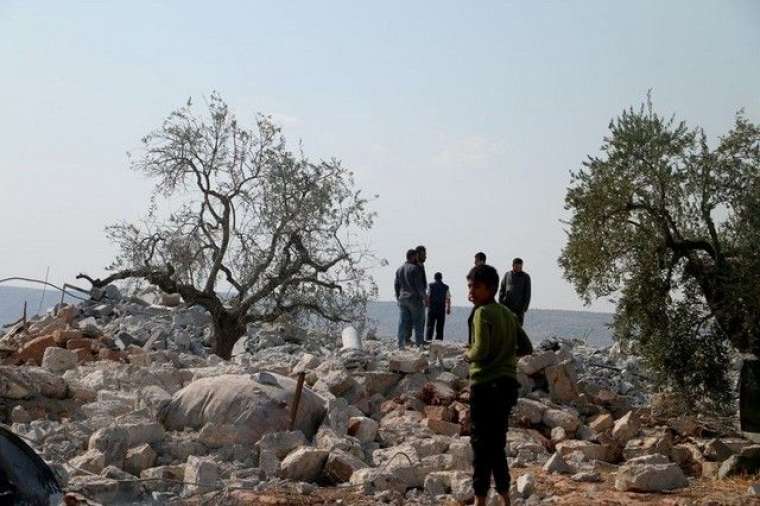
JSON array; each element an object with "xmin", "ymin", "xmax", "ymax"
[
  {"xmin": 560, "ymin": 99, "xmax": 760, "ymax": 408},
  {"xmin": 80, "ymin": 93, "xmax": 376, "ymax": 358}
]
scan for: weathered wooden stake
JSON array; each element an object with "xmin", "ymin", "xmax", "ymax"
[{"xmin": 289, "ymin": 372, "xmax": 306, "ymax": 431}]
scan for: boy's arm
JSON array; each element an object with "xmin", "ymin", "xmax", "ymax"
[
  {"xmin": 466, "ymin": 308, "xmax": 490, "ymax": 362},
  {"xmin": 394, "ymin": 269, "xmax": 401, "ymax": 300},
  {"xmin": 445, "ymin": 289, "xmax": 451, "ymax": 314}
]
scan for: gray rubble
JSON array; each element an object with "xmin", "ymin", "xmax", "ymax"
[{"xmin": 0, "ymin": 293, "xmax": 756, "ymax": 505}]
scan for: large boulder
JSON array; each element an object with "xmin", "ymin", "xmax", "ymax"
[{"xmin": 160, "ymin": 373, "xmax": 326, "ymax": 440}]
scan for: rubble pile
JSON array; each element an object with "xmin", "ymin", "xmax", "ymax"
[{"xmin": 1, "ymin": 289, "xmax": 758, "ymax": 505}]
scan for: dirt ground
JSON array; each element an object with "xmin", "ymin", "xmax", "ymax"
[{"xmin": 184, "ymin": 466, "xmax": 760, "ymax": 506}]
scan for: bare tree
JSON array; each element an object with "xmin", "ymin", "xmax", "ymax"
[{"xmin": 79, "ymin": 94, "xmax": 376, "ymax": 359}]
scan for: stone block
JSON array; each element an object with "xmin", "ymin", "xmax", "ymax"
[
  {"xmin": 279, "ymin": 447, "xmax": 329, "ymax": 482},
  {"xmin": 41, "ymin": 347, "xmax": 78, "ymax": 373}
]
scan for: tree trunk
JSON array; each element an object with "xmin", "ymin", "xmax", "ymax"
[
  {"xmin": 740, "ymin": 355, "xmax": 760, "ymax": 438},
  {"xmin": 211, "ymin": 312, "xmax": 247, "ymax": 360}
]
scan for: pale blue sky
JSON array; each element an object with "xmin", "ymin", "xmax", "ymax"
[{"xmin": 1, "ymin": 1, "xmax": 758, "ymax": 311}]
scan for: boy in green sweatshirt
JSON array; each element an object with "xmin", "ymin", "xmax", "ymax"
[{"xmin": 465, "ymin": 264, "xmax": 520, "ymax": 506}]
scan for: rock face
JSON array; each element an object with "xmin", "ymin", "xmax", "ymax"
[
  {"xmin": 615, "ymin": 454, "xmax": 688, "ymax": 492},
  {"xmin": 160, "ymin": 373, "xmax": 326, "ymax": 439}
]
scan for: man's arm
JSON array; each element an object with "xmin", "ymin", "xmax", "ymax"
[
  {"xmin": 466, "ymin": 308, "xmax": 490, "ymax": 362},
  {"xmin": 524, "ymin": 273, "xmax": 531, "ymax": 311},
  {"xmin": 414, "ymin": 266, "xmax": 427, "ymax": 301},
  {"xmin": 498, "ymin": 272, "xmax": 508, "ymax": 305},
  {"xmin": 445, "ymin": 288, "xmax": 451, "ymax": 314},
  {"xmin": 394, "ymin": 268, "xmax": 401, "ymax": 300}
]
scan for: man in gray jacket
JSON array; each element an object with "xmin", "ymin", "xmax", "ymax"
[
  {"xmin": 498, "ymin": 257, "xmax": 531, "ymax": 325},
  {"xmin": 395, "ymin": 249, "xmax": 427, "ymax": 348}
]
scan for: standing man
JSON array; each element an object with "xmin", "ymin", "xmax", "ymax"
[
  {"xmin": 468, "ymin": 252, "xmax": 487, "ymax": 345},
  {"xmin": 426, "ymin": 272, "xmax": 451, "ymax": 341},
  {"xmin": 394, "ymin": 249, "xmax": 427, "ymax": 349},
  {"xmin": 498, "ymin": 257, "xmax": 531, "ymax": 326}
]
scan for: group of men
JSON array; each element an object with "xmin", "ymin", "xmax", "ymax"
[{"xmin": 393, "ymin": 248, "xmax": 532, "ymax": 349}]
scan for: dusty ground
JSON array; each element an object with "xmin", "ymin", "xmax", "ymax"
[{"xmin": 181, "ymin": 466, "xmax": 760, "ymax": 506}]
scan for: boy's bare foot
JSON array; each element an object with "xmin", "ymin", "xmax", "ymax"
[{"xmin": 500, "ymin": 492, "xmax": 511, "ymax": 505}]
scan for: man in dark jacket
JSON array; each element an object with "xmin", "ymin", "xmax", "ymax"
[
  {"xmin": 498, "ymin": 257, "xmax": 531, "ymax": 325},
  {"xmin": 394, "ymin": 249, "xmax": 427, "ymax": 348},
  {"xmin": 426, "ymin": 272, "xmax": 451, "ymax": 341}
]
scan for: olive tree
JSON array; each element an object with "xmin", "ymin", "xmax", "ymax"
[
  {"xmin": 560, "ymin": 99, "xmax": 760, "ymax": 415},
  {"xmin": 79, "ymin": 94, "xmax": 376, "ymax": 359}
]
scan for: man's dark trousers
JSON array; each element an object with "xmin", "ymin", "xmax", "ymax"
[
  {"xmin": 426, "ymin": 308, "xmax": 445, "ymax": 340},
  {"xmin": 509, "ymin": 307, "xmax": 525, "ymax": 326},
  {"xmin": 470, "ymin": 376, "xmax": 519, "ymax": 497}
]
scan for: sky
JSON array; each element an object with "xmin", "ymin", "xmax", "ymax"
[{"xmin": 1, "ymin": 1, "xmax": 758, "ymax": 312}]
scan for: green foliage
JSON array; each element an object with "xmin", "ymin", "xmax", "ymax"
[{"xmin": 560, "ymin": 97, "xmax": 760, "ymax": 409}]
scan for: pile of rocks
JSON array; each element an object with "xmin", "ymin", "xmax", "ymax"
[{"xmin": 1, "ymin": 291, "xmax": 758, "ymax": 505}]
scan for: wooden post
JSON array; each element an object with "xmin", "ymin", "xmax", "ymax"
[
  {"xmin": 289, "ymin": 372, "xmax": 306, "ymax": 431},
  {"xmin": 22, "ymin": 302, "xmax": 27, "ymax": 325}
]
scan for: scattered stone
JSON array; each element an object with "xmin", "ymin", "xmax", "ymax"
[
  {"xmin": 612, "ymin": 411, "xmax": 640, "ymax": 444},
  {"xmin": 718, "ymin": 445, "xmax": 760, "ymax": 479},
  {"xmin": 589, "ymin": 413, "xmax": 614, "ymax": 433},
  {"xmin": 551, "ymin": 427, "xmax": 567, "ymax": 444},
  {"xmin": 704, "ymin": 438, "xmax": 734, "ymax": 462},
  {"xmin": 184, "ymin": 456, "xmax": 219, "ymax": 494},
  {"xmin": 41, "ymin": 346, "xmax": 78, "ymax": 373},
  {"xmin": 348, "ymin": 416, "xmax": 379, "ymax": 443},
  {"xmin": 516, "ymin": 473, "xmax": 536, "ymax": 498},
  {"xmin": 615, "ymin": 455, "xmax": 688, "ymax": 492},
  {"xmin": 388, "ymin": 353, "xmax": 428, "ymax": 374},
  {"xmin": 518, "ymin": 351, "xmax": 559, "ymax": 375},
  {"xmin": 280, "ymin": 448, "xmax": 329, "ymax": 482},
  {"xmin": 543, "ymin": 452, "xmax": 574, "ymax": 474},
  {"xmin": 10, "ymin": 405, "xmax": 31, "ymax": 423},
  {"xmin": 323, "ymin": 449, "xmax": 368, "ymax": 483},
  {"xmin": 542, "ymin": 409, "xmax": 580, "ymax": 433},
  {"xmin": 69, "ymin": 449, "xmax": 107, "ymax": 474},
  {"xmin": 256, "ymin": 430, "xmax": 308, "ymax": 459},
  {"xmin": 545, "ymin": 360, "xmax": 579, "ymax": 402},
  {"xmin": 572, "ymin": 471, "xmax": 602, "ymax": 482},
  {"xmin": 124, "ymin": 444, "xmax": 157, "ymax": 476},
  {"xmin": 424, "ymin": 418, "xmax": 461, "ymax": 437},
  {"xmin": 513, "ymin": 398, "xmax": 546, "ymax": 425}
]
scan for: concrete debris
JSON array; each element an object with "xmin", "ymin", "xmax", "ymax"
[{"xmin": 0, "ymin": 297, "xmax": 753, "ymax": 504}]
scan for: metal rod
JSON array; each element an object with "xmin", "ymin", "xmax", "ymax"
[
  {"xmin": 22, "ymin": 301, "xmax": 27, "ymax": 325},
  {"xmin": 289, "ymin": 372, "xmax": 306, "ymax": 431}
]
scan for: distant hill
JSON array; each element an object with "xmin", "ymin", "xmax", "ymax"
[
  {"xmin": 366, "ymin": 301, "xmax": 614, "ymax": 348},
  {"xmin": 0, "ymin": 285, "xmax": 77, "ymax": 326},
  {"xmin": 1, "ymin": 286, "xmax": 615, "ymax": 348}
]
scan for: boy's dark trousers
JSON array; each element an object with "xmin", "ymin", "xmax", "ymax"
[
  {"xmin": 470, "ymin": 376, "xmax": 519, "ymax": 497},
  {"xmin": 425, "ymin": 307, "xmax": 446, "ymax": 340}
]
